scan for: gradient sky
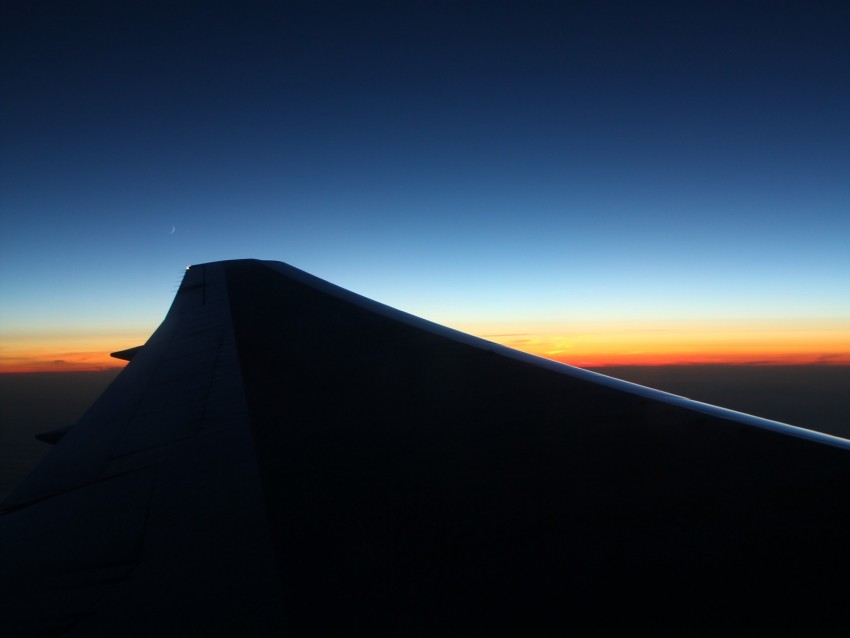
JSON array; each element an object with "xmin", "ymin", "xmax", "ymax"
[{"xmin": 1, "ymin": 1, "xmax": 848, "ymax": 371}]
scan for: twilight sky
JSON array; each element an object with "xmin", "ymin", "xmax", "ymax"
[{"xmin": 1, "ymin": 1, "xmax": 848, "ymax": 371}]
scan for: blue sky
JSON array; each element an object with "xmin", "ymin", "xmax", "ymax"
[{"xmin": 1, "ymin": 1, "xmax": 848, "ymax": 367}]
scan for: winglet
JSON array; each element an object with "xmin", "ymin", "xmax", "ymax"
[{"xmin": 110, "ymin": 345, "xmax": 144, "ymax": 361}]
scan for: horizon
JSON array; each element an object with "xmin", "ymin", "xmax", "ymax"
[
  {"xmin": 2, "ymin": 297, "xmax": 849, "ymax": 372},
  {"xmin": 2, "ymin": 288, "xmax": 849, "ymax": 372}
]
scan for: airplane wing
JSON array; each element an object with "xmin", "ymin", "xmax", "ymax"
[{"xmin": 2, "ymin": 259, "xmax": 849, "ymax": 636}]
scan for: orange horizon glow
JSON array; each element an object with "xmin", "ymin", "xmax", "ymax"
[
  {"xmin": 1, "ymin": 317, "xmax": 848, "ymax": 372},
  {"xmin": 460, "ymin": 317, "xmax": 850, "ymax": 368},
  {"xmin": 0, "ymin": 332, "xmax": 140, "ymax": 373}
]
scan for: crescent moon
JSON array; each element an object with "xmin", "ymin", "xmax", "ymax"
[{"xmin": 170, "ymin": 226, "xmax": 176, "ymax": 234}]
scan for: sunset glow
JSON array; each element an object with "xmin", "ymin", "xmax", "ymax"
[
  {"xmin": 0, "ymin": 333, "xmax": 137, "ymax": 373},
  {"xmin": 459, "ymin": 318, "xmax": 850, "ymax": 368},
  {"xmin": 2, "ymin": 317, "xmax": 848, "ymax": 373}
]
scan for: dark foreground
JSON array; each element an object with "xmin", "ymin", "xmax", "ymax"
[
  {"xmin": 3, "ymin": 366, "xmax": 847, "ymax": 501},
  {"xmin": 1, "ymin": 260, "xmax": 849, "ymax": 636}
]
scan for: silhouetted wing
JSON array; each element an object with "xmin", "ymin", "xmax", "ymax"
[{"xmin": 2, "ymin": 259, "xmax": 849, "ymax": 636}]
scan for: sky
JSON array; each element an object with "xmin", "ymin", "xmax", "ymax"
[{"xmin": 1, "ymin": 1, "xmax": 848, "ymax": 371}]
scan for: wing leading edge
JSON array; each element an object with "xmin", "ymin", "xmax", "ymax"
[{"xmin": 2, "ymin": 259, "xmax": 849, "ymax": 636}]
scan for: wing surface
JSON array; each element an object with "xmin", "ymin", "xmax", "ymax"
[{"xmin": 2, "ymin": 259, "xmax": 849, "ymax": 636}]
